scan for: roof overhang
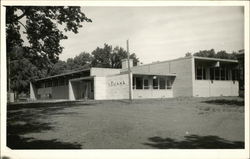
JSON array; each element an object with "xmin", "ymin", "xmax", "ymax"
[
  {"xmin": 69, "ymin": 76, "xmax": 95, "ymax": 82},
  {"xmin": 193, "ymin": 56, "xmax": 238, "ymax": 63},
  {"xmin": 133, "ymin": 73, "xmax": 176, "ymax": 76},
  {"xmin": 35, "ymin": 68, "xmax": 91, "ymax": 82}
]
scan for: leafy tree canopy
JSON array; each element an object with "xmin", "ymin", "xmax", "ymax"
[
  {"xmin": 7, "ymin": 6, "xmax": 91, "ymax": 64},
  {"xmin": 185, "ymin": 49, "xmax": 241, "ymax": 60},
  {"xmin": 91, "ymin": 43, "xmax": 139, "ymax": 68},
  {"xmin": 50, "ymin": 43, "xmax": 140, "ymax": 76},
  {"xmin": 7, "ymin": 6, "xmax": 91, "ymax": 93},
  {"xmin": 49, "ymin": 52, "xmax": 92, "ymax": 76}
]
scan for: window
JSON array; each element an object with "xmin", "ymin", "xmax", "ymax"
[
  {"xmin": 232, "ymin": 69, "xmax": 238, "ymax": 81},
  {"xmin": 159, "ymin": 78, "xmax": 166, "ymax": 89},
  {"xmin": 210, "ymin": 68, "xmax": 214, "ymax": 80},
  {"xmin": 135, "ymin": 77, "xmax": 143, "ymax": 89},
  {"xmin": 214, "ymin": 68, "xmax": 220, "ymax": 80},
  {"xmin": 58, "ymin": 78, "xmax": 65, "ymax": 86},
  {"xmin": 196, "ymin": 65, "xmax": 207, "ymax": 80},
  {"xmin": 45, "ymin": 81, "xmax": 52, "ymax": 87},
  {"xmin": 210, "ymin": 67, "xmax": 235, "ymax": 81},
  {"xmin": 203, "ymin": 68, "xmax": 207, "ymax": 79},
  {"xmin": 53, "ymin": 80, "xmax": 58, "ymax": 87},
  {"xmin": 65, "ymin": 79, "xmax": 69, "ymax": 85},
  {"xmin": 167, "ymin": 80, "xmax": 172, "ymax": 89},
  {"xmin": 143, "ymin": 78, "xmax": 149, "ymax": 89},
  {"xmin": 37, "ymin": 82, "xmax": 45, "ymax": 88},
  {"xmin": 225, "ymin": 67, "xmax": 229, "ymax": 80},
  {"xmin": 221, "ymin": 67, "xmax": 226, "ymax": 80},
  {"xmin": 196, "ymin": 66, "xmax": 203, "ymax": 80},
  {"xmin": 153, "ymin": 77, "xmax": 158, "ymax": 89}
]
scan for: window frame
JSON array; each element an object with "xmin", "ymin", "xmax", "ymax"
[
  {"xmin": 153, "ymin": 76, "xmax": 159, "ymax": 89},
  {"xmin": 159, "ymin": 77, "xmax": 166, "ymax": 89},
  {"xmin": 143, "ymin": 77, "xmax": 149, "ymax": 89}
]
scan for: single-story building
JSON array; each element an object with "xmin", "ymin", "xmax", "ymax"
[{"xmin": 30, "ymin": 56, "xmax": 239, "ymax": 100}]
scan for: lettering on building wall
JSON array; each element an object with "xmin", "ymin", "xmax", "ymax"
[{"xmin": 108, "ymin": 80, "xmax": 126, "ymax": 87}]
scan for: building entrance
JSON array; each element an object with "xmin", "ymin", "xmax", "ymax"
[
  {"xmin": 69, "ymin": 78, "xmax": 94, "ymax": 100},
  {"xmin": 80, "ymin": 81, "xmax": 93, "ymax": 99}
]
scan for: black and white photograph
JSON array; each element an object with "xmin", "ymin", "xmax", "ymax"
[{"xmin": 1, "ymin": 1, "xmax": 249, "ymax": 159}]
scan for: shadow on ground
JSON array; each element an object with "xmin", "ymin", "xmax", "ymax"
[
  {"xmin": 7, "ymin": 102, "xmax": 87, "ymax": 149},
  {"xmin": 144, "ymin": 135, "xmax": 244, "ymax": 149},
  {"xmin": 202, "ymin": 99, "xmax": 244, "ymax": 107},
  {"xmin": 7, "ymin": 135, "xmax": 81, "ymax": 149}
]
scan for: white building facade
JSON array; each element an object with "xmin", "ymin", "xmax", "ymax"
[{"xmin": 30, "ymin": 56, "xmax": 239, "ymax": 100}]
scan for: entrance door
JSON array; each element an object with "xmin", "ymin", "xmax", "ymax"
[{"xmin": 81, "ymin": 81, "xmax": 93, "ymax": 99}]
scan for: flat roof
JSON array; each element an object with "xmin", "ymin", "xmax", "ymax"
[
  {"xmin": 193, "ymin": 56, "xmax": 238, "ymax": 63},
  {"xmin": 121, "ymin": 56, "xmax": 238, "ymax": 71},
  {"xmin": 134, "ymin": 72, "xmax": 177, "ymax": 76},
  {"xmin": 121, "ymin": 70, "xmax": 176, "ymax": 76},
  {"xmin": 34, "ymin": 56, "xmax": 238, "ymax": 82},
  {"xmin": 35, "ymin": 68, "xmax": 91, "ymax": 81}
]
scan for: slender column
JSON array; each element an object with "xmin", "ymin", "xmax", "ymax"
[{"xmin": 30, "ymin": 82, "xmax": 37, "ymax": 100}]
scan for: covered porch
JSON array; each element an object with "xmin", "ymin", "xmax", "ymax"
[
  {"xmin": 193, "ymin": 57, "xmax": 239, "ymax": 97},
  {"xmin": 69, "ymin": 76, "xmax": 94, "ymax": 100}
]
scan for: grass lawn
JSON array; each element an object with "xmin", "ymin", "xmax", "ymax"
[{"xmin": 7, "ymin": 97, "xmax": 244, "ymax": 149}]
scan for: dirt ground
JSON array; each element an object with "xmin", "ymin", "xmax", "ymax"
[{"xmin": 7, "ymin": 97, "xmax": 244, "ymax": 149}]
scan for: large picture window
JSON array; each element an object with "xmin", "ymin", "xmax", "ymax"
[
  {"xmin": 196, "ymin": 65, "xmax": 206, "ymax": 80},
  {"xmin": 45, "ymin": 81, "xmax": 52, "ymax": 87},
  {"xmin": 159, "ymin": 78, "xmax": 166, "ymax": 89},
  {"xmin": 58, "ymin": 78, "xmax": 65, "ymax": 86},
  {"xmin": 221, "ymin": 67, "xmax": 226, "ymax": 80},
  {"xmin": 203, "ymin": 68, "xmax": 207, "ymax": 79},
  {"xmin": 143, "ymin": 78, "xmax": 149, "ymax": 89},
  {"xmin": 153, "ymin": 77, "xmax": 159, "ymax": 89},
  {"xmin": 214, "ymin": 68, "xmax": 220, "ymax": 80},
  {"xmin": 225, "ymin": 67, "xmax": 229, "ymax": 80},
  {"xmin": 53, "ymin": 80, "xmax": 58, "ymax": 87},
  {"xmin": 232, "ymin": 69, "xmax": 238, "ymax": 81},
  {"xmin": 167, "ymin": 80, "xmax": 172, "ymax": 89},
  {"xmin": 196, "ymin": 66, "xmax": 203, "ymax": 80},
  {"xmin": 210, "ymin": 68, "xmax": 214, "ymax": 80},
  {"xmin": 135, "ymin": 77, "xmax": 143, "ymax": 89}
]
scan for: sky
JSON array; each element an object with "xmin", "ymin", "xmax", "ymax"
[{"xmin": 59, "ymin": 6, "xmax": 244, "ymax": 64}]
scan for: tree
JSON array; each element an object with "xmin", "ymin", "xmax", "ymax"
[
  {"xmin": 192, "ymin": 49, "xmax": 238, "ymax": 60},
  {"xmin": 185, "ymin": 52, "xmax": 192, "ymax": 57},
  {"xmin": 42, "ymin": 44, "xmax": 140, "ymax": 76},
  {"xmin": 216, "ymin": 50, "xmax": 231, "ymax": 59},
  {"xmin": 91, "ymin": 44, "xmax": 139, "ymax": 68},
  {"xmin": 49, "ymin": 60, "xmax": 68, "ymax": 76},
  {"xmin": 73, "ymin": 52, "xmax": 93, "ymax": 68},
  {"xmin": 193, "ymin": 49, "xmax": 216, "ymax": 58},
  {"xmin": 91, "ymin": 44, "xmax": 113, "ymax": 68},
  {"xmin": 9, "ymin": 46, "xmax": 47, "ymax": 93},
  {"xmin": 6, "ymin": 6, "xmax": 91, "ymax": 94}
]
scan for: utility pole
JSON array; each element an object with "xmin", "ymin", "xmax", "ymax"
[{"xmin": 127, "ymin": 40, "xmax": 132, "ymax": 101}]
